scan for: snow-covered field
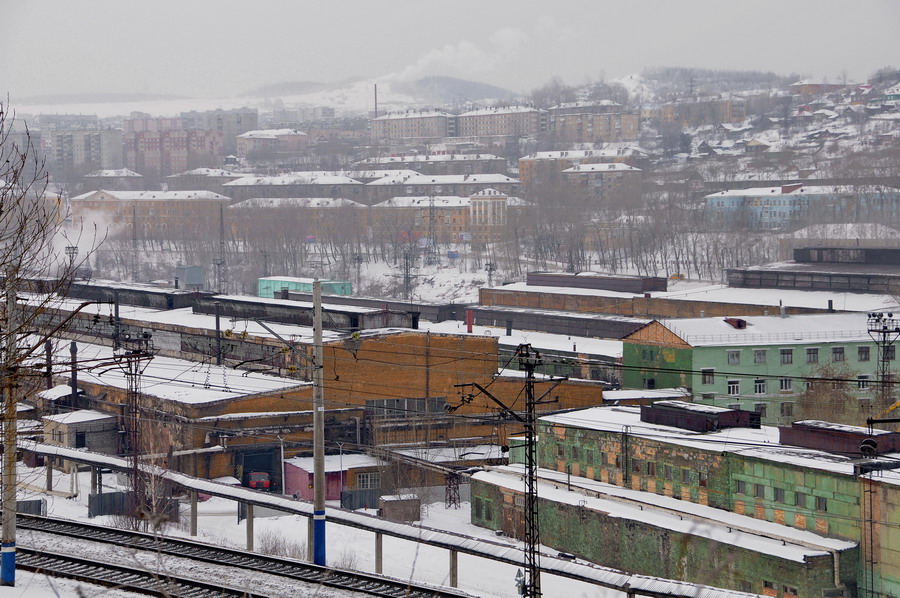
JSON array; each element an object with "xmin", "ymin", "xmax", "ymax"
[{"xmin": 5, "ymin": 465, "xmax": 620, "ymax": 598}]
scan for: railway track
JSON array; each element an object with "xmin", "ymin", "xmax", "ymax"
[{"xmin": 18, "ymin": 514, "xmax": 473, "ymax": 598}]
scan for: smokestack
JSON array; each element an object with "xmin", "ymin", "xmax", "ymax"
[
  {"xmin": 374, "ymin": 84, "xmax": 378, "ymax": 119},
  {"xmin": 466, "ymin": 309, "xmax": 473, "ymax": 333},
  {"xmin": 828, "ymin": 299, "xmax": 834, "ymax": 312},
  {"xmin": 174, "ymin": 276, "xmax": 179, "ymax": 289}
]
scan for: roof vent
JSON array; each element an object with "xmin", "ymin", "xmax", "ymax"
[{"xmin": 724, "ymin": 317, "xmax": 747, "ymax": 329}]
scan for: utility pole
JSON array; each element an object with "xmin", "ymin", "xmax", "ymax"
[
  {"xmin": 131, "ymin": 206, "xmax": 138, "ymax": 282},
  {"xmin": 312, "ymin": 279, "xmax": 326, "ymax": 566},
  {"xmin": 452, "ymin": 344, "xmax": 562, "ymax": 598},
  {"xmin": 1, "ymin": 274, "xmax": 18, "ymax": 585},
  {"xmin": 215, "ymin": 204, "xmax": 227, "ymax": 294},
  {"xmin": 353, "ymin": 253, "xmax": 364, "ymax": 292}
]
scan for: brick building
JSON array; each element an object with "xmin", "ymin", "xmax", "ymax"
[
  {"xmin": 370, "ymin": 110, "xmax": 454, "ymax": 142},
  {"xmin": 456, "ymin": 106, "xmax": 546, "ymax": 138}
]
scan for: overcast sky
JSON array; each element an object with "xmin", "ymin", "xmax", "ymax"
[{"xmin": 3, "ymin": 0, "xmax": 899, "ymax": 101}]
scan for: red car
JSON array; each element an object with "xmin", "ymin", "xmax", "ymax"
[{"xmin": 247, "ymin": 471, "xmax": 272, "ymax": 490}]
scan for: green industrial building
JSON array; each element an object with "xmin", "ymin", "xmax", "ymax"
[
  {"xmin": 257, "ymin": 276, "xmax": 352, "ymax": 299},
  {"xmin": 472, "ymin": 401, "xmax": 900, "ymax": 597},
  {"xmin": 622, "ymin": 312, "xmax": 887, "ymax": 425}
]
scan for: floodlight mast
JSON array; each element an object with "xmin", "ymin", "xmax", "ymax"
[{"xmin": 866, "ymin": 312, "xmax": 900, "ymax": 408}]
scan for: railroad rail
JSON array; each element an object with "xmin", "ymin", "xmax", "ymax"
[
  {"xmin": 18, "ymin": 514, "xmax": 472, "ymax": 598},
  {"xmin": 17, "ymin": 547, "xmax": 256, "ymax": 597}
]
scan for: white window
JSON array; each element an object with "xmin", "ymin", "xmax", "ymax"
[
  {"xmin": 356, "ymin": 472, "xmax": 381, "ymax": 490},
  {"xmin": 858, "ymin": 375, "xmax": 870, "ymax": 390},
  {"xmin": 727, "ymin": 380, "xmax": 740, "ymax": 395},
  {"xmin": 754, "ymin": 379, "xmax": 767, "ymax": 394},
  {"xmin": 780, "ymin": 378, "xmax": 792, "ymax": 392}
]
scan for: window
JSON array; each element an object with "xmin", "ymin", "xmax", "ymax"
[
  {"xmin": 701, "ymin": 368, "xmax": 715, "ymax": 384},
  {"xmin": 755, "ymin": 402, "xmax": 768, "ymax": 417},
  {"xmin": 739, "ymin": 581, "xmax": 752, "ymax": 593},
  {"xmin": 681, "ymin": 469, "xmax": 691, "ymax": 484},
  {"xmin": 736, "ymin": 480, "xmax": 747, "ymax": 494},
  {"xmin": 832, "ymin": 347, "xmax": 845, "ymax": 362},
  {"xmin": 780, "ymin": 402, "xmax": 793, "ymax": 417},
  {"xmin": 780, "ymin": 349, "xmax": 793, "ymax": 365},
  {"xmin": 858, "ymin": 375, "xmax": 871, "ymax": 390},
  {"xmin": 858, "ymin": 346, "xmax": 871, "ymax": 362},
  {"xmin": 888, "ymin": 345, "xmax": 896, "ymax": 361},
  {"xmin": 806, "ymin": 347, "xmax": 819, "ymax": 363},
  {"xmin": 75, "ymin": 431, "xmax": 86, "ymax": 449},
  {"xmin": 727, "ymin": 403, "xmax": 741, "ymax": 410},
  {"xmin": 816, "ymin": 496, "xmax": 828, "ymax": 512},
  {"xmin": 795, "ymin": 492, "xmax": 806, "ymax": 507},
  {"xmin": 754, "ymin": 484, "xmax": 765, "ymax": 499},
  {"xmin": 484, "ymin": 500, "xmax": 492, "ymax": 521},
  {"xmin": 780, "ymin": 378, "xmax": 793, "ymax": 392},
  {"xmin": 632, "ymin": 459, "xmax": 642, "ymax": 474},
  {"xmin": 727, "ymin": 350, "xmax": 741, "ymax": 365},
  {"xmin": 763, "ymin": 581, "xmax": 775, "ymax": 591},
  {"xmin": 357, "ymin": 472, "xmax": 381, "ymax": 490},
  {"xmin": 775, "ymin": 487, "xmax": 785, "ymax": 503},
  {"xmin": 754, "ymin": 349, "xmax": 767, "ymax": 364},
  {"xmin": 754, "ymin": 379, "xmax": 767, "ymax": 394},
  {"xmin": 557, "ymin": 444, "xmax": 565, "ymax": 459},
  {"xmin": 644, "ymin": 378, "xmax": 656, "ymax": 390},
  {"xmin": 572, "ymin": 446, "xmax": 580, "ymax": 461},
  {"xmin": 699, "ymin": 471, "xmax": 708, "ymax": 487},
  {"xmin": 783, "ymin": 586, "xmax": 798, "ymax": 596},
  {"xmin": 727, "ymin": 380, "xmax": 740, "ymax": 395},
  {"xmin": 664, "ymin": 465, "xmax": 673, "ymax": 480},
  {"xmin": 473, "ymin": 497, "xmax": 482, "ymax": 518},
  {"xmin": 646, "ymin": 462, "xmax": 656, "ymax": 476}
]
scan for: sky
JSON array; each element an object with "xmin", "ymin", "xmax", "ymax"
[{"xmin": 3, "ymin": 0, "xmax": 899, "ymax": 102}]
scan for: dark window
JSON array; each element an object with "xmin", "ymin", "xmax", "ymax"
[
  {"xmin": 858, "ymin": 375, "xmax": 871, "ymax": 390},
  {"xmin": 701, "ymin": 368, "xmax": 715, "ymax": 384},
  {"xmin": 681, "ymin": 469, "xmax": 691, "ymax": 484},
  {"xmin": 780, "ymin": 349, "xmax": 793, "ymax": 365},
  {"xmin": 775, "ymin": 487, "xmax": 785, "ymax": 502},
  {"xmin": 664, "ymin": 465, "xmax": 673, "ymax": 480},
  {"xmin": 646, "ymin": 462, "xmax": 656, "ymax": 476},
  {"xmin": 806, "ymin": 347, "xmax": 819, "ymax": 363},
  {"xmin": 795, "ymin": 492, "xmax": 806, "ymax": 507},
  {"xmin": 755, "ymin": 402, "xmax": 767, "ymax": 417},
  {"xmin": 888, "ymin": 345, "xmax": 896, "ymax": 361},
  {"xmin": 780, "ymin": 402, "xmax": 793, "ymax": 417},
  {"xmin": 727, "ymin": 380, "xmax": 740, "ymax": 395},
  {"xmin": 736, "ymin": 480, "xmax": 747, "ymax": 494},
  {"xmin": 754, "ymin": 483, "xmax": 765, "ymax": 499},
  {"xmin": 764, "ymin": 581, "xmax": 775, "ymax": 590},
  {"xmin": 858, "ymin": 346, "xmax": 871, "ymax": 362},
  {"xmin": 474, "ymin": 497, "xmax": 482, "ymax": 518},
  {"xmin": 572, "ymin": 446, "xmax": 580, "ymax": 461},
  {"xmin": 816, "ymin": 496, "xmax": 828, "ymax": 512},
  {"xmin": 484, "ymin": 500, "xmax": 492, "ymax": 521},
  {"xmin": 632, "ymin": 459, "xmax": 642, "ymax": 474},
  {"xmin": 699, "ymin": 471, "xmax": 708, "ymax": 487},
  {"xmin": 833, "ymin": 347, "xmax": 845, "ymax": 362},
  {"xmin": 75, "ymin": 431, "xmax": 86, "ymax": 449},
  {"xmin": 644, "ymin": 378, "xmax": 656, "ymax": 390}
]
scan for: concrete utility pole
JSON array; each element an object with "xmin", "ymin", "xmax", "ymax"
[
  {"xmin": 312, "ymin": 279, "xmax": 326, "ymax": 566},
  {"xmin": 1, "ymin": 274, "xmax": 17, "ymax": 585}
]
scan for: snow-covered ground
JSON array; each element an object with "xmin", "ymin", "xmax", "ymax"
[{"xmin": 9, "ymin": 465, "xmax": 620, "ymax": 598}]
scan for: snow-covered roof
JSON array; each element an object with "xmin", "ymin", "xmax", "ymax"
[
  {"xmin": 476, "ymin": 466, "xmax": 855, "ymax": 562},
  {"xmin": 43, "ymin": 409, "xmax": 115, "ymax": 424},
  {"xmin": 652, "ymin": 312, "xmax": 871, "ymax": 347},
  {"xmin": 786, "ymin": 222, "xmax": 900, "ymax": 239},
  {"xmin": 38, "ymin": 384, "xmax": 82, "ymax": 401},
  {"xmin": 391, "ymin": 444, "xmax": 504, "ymax": 463},
  {"xmin": 551, "ymin": 100, "xmax": 622, "ymax": 109},
  {"xmin": 459, "ymin": 106, "xmax": 543, "ymax": 117},
  {"xmin": 167, "ymin": 168, "xmax": 242, "ymax": 178},
  {"xmin": 373, "ymin": 110, "xmax": 452, "ymax": 120},
  {"xmin": 84, "ymin": 169, "xmax": 142, "ymax": 178},
  {"xmin": 341, "ymin": 169, "xmax": 421, "ymax": 180},
  {"xmin": 46, "ymin": 339, "xmax": 311, "ymax": 405},
  {"xmin": 602, "ymin": 388, "xmax": 689, "ymax": 402},
  {"xmin": 421, "ymin": 319, "xmax": 623, "ymax": 358},
  {"xmin": 562, "ymin": 163, "xmax": 641, "ymax": 173},
  {"xmin": 367, "ymin": 173, "xmax": 519, "ymax": 186},
  {"xmin": 285, "ymin": 453, "xmax": 381, "ymax": 473},
  {"xmin": 358, "ymin": 154, "xmax": 502, "ymax": 164},
  {"xmin": 706, "ymin": 184, "xmax": 879, "ymax": 199},
  {"xmin": 71, "ymin": 190, "xmax": 230, "ymax": 201},
  {"xmin": 224, "ymin": 173, "xmax": 362, "ymax": 186},
  {"xmin": 522, "ymin": 148, "xmax": 646, "ymax": 160},
  {"xmin": 237, "ymin": 128, "xmax": 307, "ymax": 138},
  {"xmin": 229, "ymin": 197, "xmax": 366, "ymax": 209},
  {"xmin": 539, "ymin": 405, "xmax": 900, "ymax": 478},
  {"xmin": 377, "ymin": 196, "xmax": 470, "ymax": 208},
  {"xmin": 493, "ymin": 280, "xmax": 899, "ymax": 312}
]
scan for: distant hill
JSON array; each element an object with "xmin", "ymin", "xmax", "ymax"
[
  {"xmin": 394, "ymin": 76, "xmax": 517, "ymax": 104},
  {"xmin": 243, "ymin": 81, "xmax": 329, "ymax": 96},
  {"xmin": 18, "ymin": 92, "xmax": 186, "ymax": 105}
]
